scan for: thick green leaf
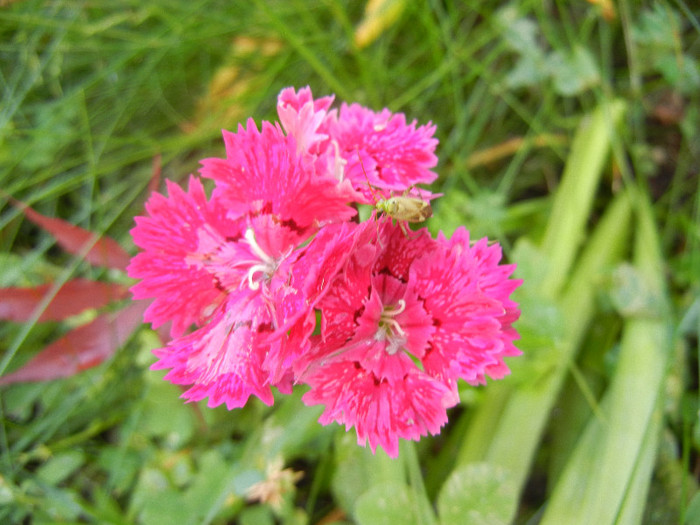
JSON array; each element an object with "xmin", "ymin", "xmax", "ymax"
[
  {"xmin": 547, "ymin": 46, "xmax": 600, "ymax": 96},
  {"xmin": 331, "ymin": 431, "xmax": 406, "ymax": 516},
  {"xmin": 437, "ymin": 463, "xmax": 516, "ymax": 525},
  {"xmin": 458, "ymin": 185, "xmax": 632, "ymax": 521},
  {"xmin": 355, "ymin": 482, "xmax": 418, "ymax": 525},
  {"xmin": 139, "ymin": 372, "xmax": 197, "ymax": 447},
  {"xmin": 36, "ymin": 450, "xmax": 86, "ymax": 485},
  {"xmin": 540, "ymin": 190, "xmax": 671, "ymax": 524},
  {"xmin": 684, "ymin": 492, "xmax": 700, "ymax": 525}
]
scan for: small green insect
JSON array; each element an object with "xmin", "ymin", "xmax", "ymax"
[
  {"xmin": 358, "ymin": 153, "xmax": 432, "ymax": 236},
  {"xmin": 375, "ymin": 191, "xmax": 432, "ymax": 226}
]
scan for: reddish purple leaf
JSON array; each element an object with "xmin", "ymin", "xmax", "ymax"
[
  {"xmin": 0, "ymin": 301, "xmax": 148, "ymax": 385},
  {"xmin": 0, "ymin": 279, "xmax": 129, "ymax": 322},
  {"xmin": 148, "ymin": 153, "xmax": 162, "ymax": 196},
  {"xmin": 10, "ymin": 198, "xmax": 131, "ymax": 271}
]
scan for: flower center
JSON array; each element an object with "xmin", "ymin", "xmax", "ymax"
[
  {"xmin": 241, "ymin": 228, "xmax": 278, "ymax": 291},
  {"xmin": 331, "ymin": 139, "xmax": 347, "ymax": 181},
  {"xmin": 375, "ymin": 299, "xmax": 406, "ymax": 355}
]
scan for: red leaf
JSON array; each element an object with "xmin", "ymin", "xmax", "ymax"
[
  {"xmin": 0, "ymin": 279, "xmax": 128, "ymax": 322},
  {"xmin": 0, "ymin": 301, "xmax": 148, "ymax": 385},
  {"xmin": 148, "ymin": 153, "xmax": 162, "ymax": 196},
  {"xmin": 9, "ymin": 197, "xmax": 131, "ymax": 271}
]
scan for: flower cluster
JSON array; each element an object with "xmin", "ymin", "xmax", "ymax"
[{"xmin": 128, "ymin": 86, "xmax": 522, "ymax": 457}]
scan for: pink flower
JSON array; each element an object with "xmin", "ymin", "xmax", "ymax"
[
  {"xmin": 276, "ymin": 86, "xmax": 348, "ymax": 185},
  {"xmin": 276, "ymin": 86, "xmax": 440, "ymax": 204},
  {"xmin": 130, "ymin": 118, "xmax": 364, "ymax": 408},
  {"xmin": 328, "ymin": 103, "xmax": 439, "ymax": 200},
  {"xmin": 151, "ymin": 291, "xmax": 278, "ymax": 408},
  {"xmin": 148, "ymin": 219, "xmax": 367, "ymax": 409},
  {"xmin": 127, "ymin": 86, "xmax": 523, "ymax": 455},
  {"xmin": 200, "ymin": 118, "xmax": 359, "ymax": 230},
  {"xmin": 128, "ymin": 185, "xmax": 292, "ymax": 406},
  {"xmin": 277, "ymin": 86, "xmax": 335, "ymax": 155},
  {"xmin": 298, "ymin": 220, "xmax": 521, "ymax": 457},
  {"xmin": 261, "ymin": 220, "xmax": 369, "ymax": 385},
  {"xmin": 127, "ymin": 176, "xmax": 237, "ymax": 338}
]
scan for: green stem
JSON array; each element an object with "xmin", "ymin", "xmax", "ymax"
[{"xmin": 403, "ymin": 441, "xmax": 437, "ymax": 525}]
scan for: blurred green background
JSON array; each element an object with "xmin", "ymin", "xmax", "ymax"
[{"xmin": 1, "ymin": 1, "xmax": 698, "ymax": 524}]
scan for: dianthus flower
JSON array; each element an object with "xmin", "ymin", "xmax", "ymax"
[
  {"xmin": 296, "ymin": 220, "xmax": 522, "ymax": 457},
  {"xmin": 129, "ymin": 176, "xmax": 236, "ymax": 338},
  {"xmin": 128, "ymin": 118, "xmax": 361, "ymax": 408},
  {"xmin": 276, "ymin": 86, "xmax": 440, "ymax": 203},
  {"xmin": 277, "ymin": 86, "xmax": 335, "ymax": 157},
  {"xmin": 328, "ymin": 102, "xmax": 439, "ymax": 201},
  {"xmin": 128, "ymin": 85, "xmax": 522, "ymax": 457}
]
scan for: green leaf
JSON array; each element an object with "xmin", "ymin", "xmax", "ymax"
[
  {"xmin": 540, "ymin": 190, "xmax": 671, "ymax": 525},
  {"xmin": 36, "ymin": 450, "xmax": 86, "ymax": 485},
  {"xmin": 547, "ymin": 46, "xmax": 600, "ymax": 96},
  {"xmin": 684, "ymin": 492, "xmax": 700, "ymax": 525},
  {"xmin": 259, "ymin": 390, "xmax": 328, "ymax": 458},
  {"xmin": 632, "ymin": 5, "xmax": 680, "ymax": 48},
  {"xmin": 540, "ymin": 100, "xmax": 626, "ymax": 297},
  {"xmin": 182, "ymin": 449, "xmax": 241, "ymax": 524},
  {"xmin": 129, "ymin": 448, "xmax": 241, "ymax": 525},
  {"xmin": 21, "ymin": 479, "xmax": 84, "ymax": 522},
  {"xmin": 504, "ymin": 53, "xmax": 549, "ymax": 89},
  {"xmin": 495, "ymin": 6, "xmax": 548, "ymax": 90},
  {"xmin": 458, "ymin": 186, "xmax": 632, "ymax": 521},
  {"xmin": 331, "ymin": 431, "xmax": 405, "ymax": 516},
  {"xmin": 608, "ymin": 263, "xmax": 665, "ymax": 318},
  {"xmin": 436, "ymin": 463, "xmax": 516, "ymax": 525},
  {"xmin": 136, "ymin": 487, "xmax": 191, "ymax": 525},
  {"xmin": 240, "ymin": 505, "xmax": 275, "ymax": 525},
  {"xmin": 655, "ymin": 53, "xmax": 700, "ymax": 94},
  {"xmin": 355, "ymin": 482, "xmax": 418, "ymax": 525},
  {"xmin": 139, "ymin": 372, "xmax": 197, "ymax": 447},
  {"xmin": 495, "ymin": 6, "xmax": 542, "ymax": 53},
  {"xmin": 97, "ymin": 445, "xmax": 144, "ymax": 495},
  {"xmin": 92, "ymin": 485, "xmax": 133, "ymax": 525},
  {"xmin": 433, "ymin": 190, "xmax": 508, "ymax": 240}
]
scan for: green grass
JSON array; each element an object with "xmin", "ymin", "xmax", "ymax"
[{"xmin": 1, "ymin": 1, "xmax": 699, "ymax": 523}]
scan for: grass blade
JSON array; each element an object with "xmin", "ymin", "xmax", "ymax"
[
  {"xmin": 539, "ymin": 99, "xmax": 625, "ymax": 298},
  {"xmin": 456, "ymin": 100, "xmax": 629, "ymax": 519},
  {"xmin": 540, "ymin": 188, "xmax": 672, "ymax": 524}
]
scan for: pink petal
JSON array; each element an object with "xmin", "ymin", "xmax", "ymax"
[
  {"xmin": 200, "ymin": 119, "xmax": 359, "ymax": 230},
  {"xmin": 302, "ymin": 362, "xmax": 452, "ymax": 458},
  {"xmin": 152, "ymin": 294, "xmax": 276, "ymax": 409},
  {"xmin": 128, "ymin": 176, "xmax": 237, "ymax": 337},
  {"xmin": 331, "ymin": 103, "xmax": 439, "ymax": 194}
]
